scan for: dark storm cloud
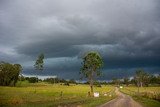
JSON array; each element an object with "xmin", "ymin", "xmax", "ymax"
[{"xmin": 0, "ymin": 0, "xmax": 160, "ymax": 79}]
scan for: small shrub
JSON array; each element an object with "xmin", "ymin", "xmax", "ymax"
[
  {"xmin": 28, "ymin": 77, "xmax": 38, "ymax": 83},
  {"xmin": 64, "ymin": 82, "xmax": 70, "ymax": 86}
]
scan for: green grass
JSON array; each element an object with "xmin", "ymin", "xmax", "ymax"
[
  {"xmin": 133, "ymin": 96, "xmax": 160, "ymax": 107},
  {"xmin": 120, "ymin": 86, "xmax": 160, "ymax": 107},
  {"xmin": 0, "ymin": 82, "xmax": 116, "ymax": 107}
]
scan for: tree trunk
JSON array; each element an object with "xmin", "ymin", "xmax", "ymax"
[
  {"xmin": 140, "ymin": 82, "xmax": 143, "ymax": 87},
  {"xmin": 89, "ymin": 81, "xmax": 93, "ymax": 97},
  {"xmin": 90, "ymin": 84, "xmax": 93, "ymax": 93},
  {"xmin": 89, "ymin": 76, "xmax": 94, "ymax": 96}
]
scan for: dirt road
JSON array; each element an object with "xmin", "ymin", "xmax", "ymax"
[{"xmin": 98, "ymin": 88, "xmax": 142, "ymax": 107}]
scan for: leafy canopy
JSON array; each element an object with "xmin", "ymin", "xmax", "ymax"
[
  {"xmin": 34, "ymin": 53, "xmax": 44, "ymax": 71},
  {"xmin": 0, "ymin": 62, "xmax": 22, "ymax": 86},
  {"xmin": 80, "ymin": 51, "xmax": 103, "ymax": 79}
]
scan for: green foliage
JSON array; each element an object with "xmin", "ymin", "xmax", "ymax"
[
  {"xmin": 123, "ymin": 77, "xmax": 129, "ymax": 86},
  {"xmin": 28, "ymin": 77, "xmax": 38, "ymax": 83},
  {"xmin": 43, "ymin": 78, "xmax": 77, "ymax": 84},
  {"xmin": 34, "ymin": 53, "xmax": 44, "ymax": 71},
  {"xmin": 34, "ymin": 53, "xmax": 44, "ymax": 83},
  {"xmin": 69, "ymin": 79, "xmax": 76, "ymax": 84},
  {"xmin": 150, "ymin": 74, "xmax": 160, "ymax": 84},
  {"xmin": 94, "ymin": 81, "xmax": 102, "ymax": 87},
  {"xmin": 80, "ymin": 51, "xmax": 103, "ymax": 93},
  {"xmin": 44, "ymin": 78, "xmax": 59, "ymax": 84},
  {"xmin": 0, "ymin": 62, "xmax": 22, "ymax": 86},
  {"xmin": 114, "ymin": 73, "xmax": 160, "ymax": 87},
  {"xmin": 80, "ymin": 51, "xmax": 103, "ymax": 79},
  {"xmin": 111, "ymin": 78, "xmax": 121, "ymax": 86},
  {"xmin": 18, "ymin": 75, "xmax": 25, "ymax": 81},
  {"xmin": 135, "ymin": 69, "xmax": 150, "ymax": 87}
]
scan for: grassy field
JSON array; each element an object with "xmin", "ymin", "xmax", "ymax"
[
  {"xmin": 0, "ymin": 81, "xmax": 116, "ymax": 107},
  {"xmin": 120, "ymin": 86, "xmax": 160, "ymax": 107}
]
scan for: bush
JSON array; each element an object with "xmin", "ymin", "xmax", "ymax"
[
  {"xmin": 64, "ymin": 82, "xmax": 70, "ymax": 86},
  {"xmin": 43, "ymin": 78, "xmax": 59, "ymax": 84},
  {"xmin": 18, "ymin": 76, "xmax": 25, "ymax": 81},
  {"xmin": 28, "ymin": 77, "xmax": 38, "ymax": 83}
]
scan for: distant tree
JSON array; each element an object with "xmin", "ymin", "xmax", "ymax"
[
  {"xmin": 64, "ymin": 82, "xmax": 70, "ymax": 86},
  {"xmin": 69, "ymin": 79, "xmax": 76, "ymax": 84},
  {"xmin": 80, "ymin": 51, "xmax": 103, "ymax": 94},
  {"xmin": 143, "ymin": 73, "xmax": 150, "ymax": 87},
  {"xmin": 123, "ymin": 77, "xmax": 129, "ymax": 86},
  {"xmin": 60, "ymin": 79, "xmax": 67, "ymax": 83},
  {"xmin": 157, "ymin": 74, "xmax": 160, "ymax": 84},
  {"xmin": 112, "ymin": 78, "xmax": 121, "ymax": 86},
  {"xmin": 18, "ymin": 74, "xmax": 25, "ymax": 81},
  {"xmin": 94, "ymin": 81, "xmax": 102, "ymax": 87},
  {"xmin": 130, "ymin": 78, "xmax": 136, "ymax": 85},
  {"xmin": 149, "ymin": 74, "xmax": 160, "ymax": 85},
  {"xmin": 28, "ymin": 77, "xmax": 38, "ymax": 83},
  {"xmin": 150, "ymin": 75, "xmax": 157, "ymax": 84},
  {"xmin": 25, "ymin": 77, "xmax": 30, "ymax": 81},
  {"xmin": 44, "ymin": 77, "xmax": 59, "ymax": 84},
  {"xmin": 34, "ymin": 53, "xmax": 44, "ymax": 82},
  {"xmin": 135, "ymin": 69, "xmax": 149, "ymax": 87}
]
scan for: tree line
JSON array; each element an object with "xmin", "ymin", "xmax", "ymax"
[
  {"xmin": 19, "ymin": 76, "xmax": 77, "ymax": 85},
  {"xmin": 109, "ymin": 69, "xmax": 160, "ymax": 87}
]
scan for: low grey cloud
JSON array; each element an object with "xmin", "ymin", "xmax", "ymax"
[{"xmin": 0, "ymin": 0, "xmax": 160, "ymax": 80}]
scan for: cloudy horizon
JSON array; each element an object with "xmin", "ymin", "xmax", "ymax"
[{"xmin": 0, "ymin": 0, "xmax": 160, "ymax": 80}]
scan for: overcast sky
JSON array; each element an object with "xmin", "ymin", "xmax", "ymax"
[{"xmin": 0, "ymin": 0, "xmax": 160, "ymax": 80}]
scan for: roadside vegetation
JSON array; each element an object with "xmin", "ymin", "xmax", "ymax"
[
  {"xmin": 112, "ymin": 69, "xmax": 160, "ymax": 107},
  {"xmin": 120, "ymin": 86, "xmax": 160, "ymax": 107}
]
